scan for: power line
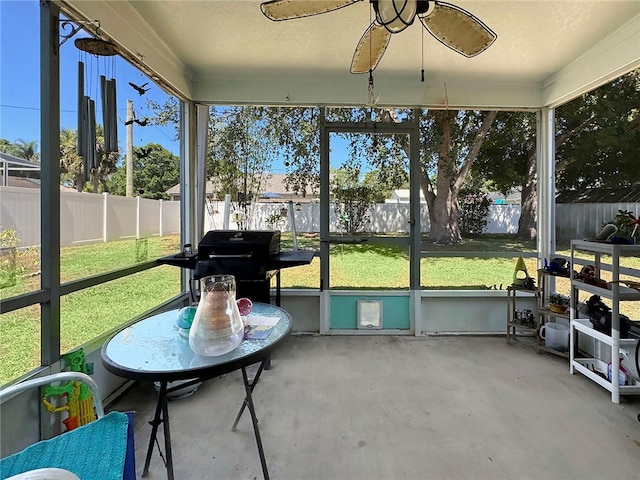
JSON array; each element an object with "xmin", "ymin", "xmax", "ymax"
[
  {"xmin": 1, "ymin": 103, "xmax": 130, "ymax": 113},
  {"xmin": 1, "ymin": 103, "xmax": 73, "ymax": 113},
  {"xmin": 3, "ymin": 103, "xmax": 176, "ymax": 143}
]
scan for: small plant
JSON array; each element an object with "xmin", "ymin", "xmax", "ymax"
[
  {"xmin": 0, "ymin": 227, "xmax": 20, "ymax": 288},
  {"xmin": 548, "ymin": 293, "xmax": 570, "ymax": 313},
  {"xmin": 549, "ymin": 293, "xmax": 570, "ymax": 306},
  {"xmin": 266, "ymin": 212, "xmax": 284, "ymax": 229},
  {"xmin": 605, "ymin": 210, "xmax": 640, "ymax": 241}
]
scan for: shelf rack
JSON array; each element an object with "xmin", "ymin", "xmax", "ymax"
[
  {"xmin": 569, "ymin": 240, "xmax": 640, "ymax": 403},
  {"xmin": 537, "ymin": 269, "xmax": 571, "ymax": 358}
]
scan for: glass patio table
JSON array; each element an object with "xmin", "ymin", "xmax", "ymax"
[{"xmin": 101, "ymin": 303, "xmax": 292, "ymax": 480}]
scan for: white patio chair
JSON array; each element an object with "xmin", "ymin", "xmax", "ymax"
[{"xmin": 0, "ymin": 372, "xmax": 135, "ymax": 480}]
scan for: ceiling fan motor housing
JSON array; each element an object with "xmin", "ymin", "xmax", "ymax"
[{"xmin": 372, "ymin": 0, "xmax": 426, "ymax": 33}]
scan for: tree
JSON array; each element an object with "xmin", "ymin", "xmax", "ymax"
[
  {"xmin": 91, "ymin": 133, "xmax": 119, "ymax": 194},
  {"xmin": 108, "ymin": 143, "xmax": 179, "ymax": 199},
  {"xmin": 260, "ymin": 107, "xmax": 320, "ymax": 197},
  {"xmin": 362, "ymin": 168, "xmax": 407, "ymax": 203},
  {"xmin": 459, "ymin": 187, "xmax": 491, "ymax": 236},
  {"xmin": 13, "ymin": 139, "xmax": 39, "ymax": 162},
  {"xmin": 555, "ymin": 70, "xmax": 640, "ymax": 191},
  {"xmin": 60, "ymin": 128, "xmax": 83, "ymax": 190},
  {"xmin": 477, "ymin": 69, "xmax": 639, "ymax": 239},
  {"xmin": 148, "ymin": 102, "xmax": 497, "ymax": 244},
  {"xmin": 148, "ymin": 101, "xmax": 277, "ymax": 212},
  {"xmin": 415, "ymin": 109, "xmax": 497, "ymax": 244},
  {"xmin": 59, "ymin": 127, "xmax": 119, "ymax": 193},
  {"xmin": 475, "ymin": 111, "xmax": 538, "ymax": 239},
  {"xmin": 268, "ymin": 107, "xmax": 497, "ymax": 244},
  {"xmin": 331, "ymin": 165, "xmax": 375, "ymax": 234},
  {"xmin": 207, "ymin": 107, "xmax": 275, "ymax": 213},
  {"xmin": 0, "ymin": 138, "xmax": 39, "ymax": 162}
]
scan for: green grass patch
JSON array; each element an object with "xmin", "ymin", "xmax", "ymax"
[
  {"xmin": 3, "ymin": 232, "xmax": 639, "ymax": 385},
  {"xmin": 1, "ymin": 236, "xmax": 181, "ymax": 385}
]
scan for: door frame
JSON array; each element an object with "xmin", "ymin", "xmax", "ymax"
[{"xmin": 318, "ymin": 108, "xmax": 422, "ymax": 335}]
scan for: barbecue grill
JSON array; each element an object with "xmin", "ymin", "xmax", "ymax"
[
  {"xmin": 193, "ymin": 230, "xmax": 281, "ymax": 303},
  {"xmin": 159, "ymin": 229, "xmax": 315, "ymax": 306}
]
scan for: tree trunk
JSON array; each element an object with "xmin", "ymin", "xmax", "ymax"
[
  {"xmin": 517, "ymin": 148, "xmax": 537, "ymax": 239},
  {"xmin": 91, "ymin": 171, "xmax": 99, "ymax": 193},
  {"xmin": 425, "ymin": 110, "xmax": 497, "ymax": 244},
  {"xmin": 425, "ymin": 111, "xmax": 463, "ymax": 243},
  {"xmin": 515, "ymin": 114, "xmax": 595, "ymax": 239},
  {"xmin": 426, "ymin": 187, "xmax": 462, "ymax": 243},
  {"xmin": 74, "ymin": 171, "xmax": 84, "ymax": 192},
  {"xmin": 379, "ymin": 108, "xmax": 496, "ymax": 244}
]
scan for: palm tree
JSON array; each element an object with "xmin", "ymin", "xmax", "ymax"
[
  {"xmin": 59, "ymin": 128, "xmax": 84, "ymax": 191},
  {"xmin": 13, "ymin": 139, "xmax": 39, "ymax": 162},
  {"xmin": 91, "ymin": 125, "xmax": 119, "ymax": 193}
]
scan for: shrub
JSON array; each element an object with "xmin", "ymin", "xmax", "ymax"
[
  {"xmin": 459, "ymin": 189, "xmax": 491, "ymax": 236},
  {"xmin": 0, "ymin": 228, "xmax": 19, "ymax": 288},
  {"xmin": 333, "ymin": 186, "xmax": 374, "ymax": 234}
]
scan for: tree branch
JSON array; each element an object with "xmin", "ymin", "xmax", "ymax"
[{"xmin": 454, "ymin": 110, "xmax": 498, "ymax": 191}]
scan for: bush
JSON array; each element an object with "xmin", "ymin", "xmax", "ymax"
[
  {"xmin": 0, "ymin": 228, "xmax": 19, "ymax": 288},
  {"xmin": 459, "ymin": 189, "xmax": 491, "ymax": 236},
  {"xmin": 333, "ymin": 186, "xmax": 374, "ymax": 234}
]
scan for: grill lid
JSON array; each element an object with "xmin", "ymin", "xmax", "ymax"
[{"xmin": 198, "ymin": 230, "xmax": 281, "ymax": 258}]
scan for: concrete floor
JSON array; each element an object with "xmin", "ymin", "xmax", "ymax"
[{"xmin": 110, "ymin": 335, "xmax": 640, "ymax": 480}]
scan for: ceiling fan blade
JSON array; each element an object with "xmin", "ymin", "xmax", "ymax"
[
  {"xmin": 261, "ymin": 0, "xmax": 361, "ymax": 21},
  {"xmin": 419, "ymin": 1, "xmax": 496, "ymax": 57},
  {"xmin": 350, "ymin": 22, "xmax": 392, "ymax": 74}
]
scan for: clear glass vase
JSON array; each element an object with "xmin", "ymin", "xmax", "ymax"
[{"xmin": 189, "ymin": 275, "xmax": 244, "ymax": 356}]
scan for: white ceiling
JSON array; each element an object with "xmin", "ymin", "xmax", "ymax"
[{"xmin": 61, "ymin": 0, "xmax": 640, "ymax": 109}]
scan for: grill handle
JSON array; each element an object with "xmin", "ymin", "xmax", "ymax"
[{"xmin": 207, "ymin": 253, "xmax": 253, "ymax": 259}]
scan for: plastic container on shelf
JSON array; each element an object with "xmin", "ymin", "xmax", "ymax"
[{"xmin": 608, "ymin": 358, "xmax": 629, "ymax": 386}]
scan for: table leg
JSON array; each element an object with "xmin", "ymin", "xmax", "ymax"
[
  {"xmin": 241, "ymin": 366, "xmax": 270, "ymax": 480},
  {"xmin": 162, "ymin": 392, "xmax": 174, "ymax": 479},
  {"xmin": 232, "ymin": 360, "xmax": 266, "ymax": 431},
  {"xmin": 143, "ymin": 381, "xmax": 174, "ymax": 480}
]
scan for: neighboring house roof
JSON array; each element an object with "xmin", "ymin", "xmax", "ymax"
[
  {"xmin": 2, "ymin": 176, "xmax": 41, "ymax": 188},
  {"xmin": 385, "ymin": 189, "xmax": 426, "ymax": 203},
  {"xmin": 0, "ymin": 152, "xmax": 40, "ymax": 171},
  {"xmin": 0, "ymin": 152, "xmax": 41, "ymax": 187},
  {"xmin": 488, "ymin": 190, "xmax": 521, "ymax": 205},
  {"xmin": 0, "ymin": 176, "xmax": 79, "ymax": 192},
  {"xmin": 556, "ymin": 188, "xmax": 640, "ymax": 203},
  {"xmin": 166, "ymin": 173, "xmax": 319, "ymax": 202}
]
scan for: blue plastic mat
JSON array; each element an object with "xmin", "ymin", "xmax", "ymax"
[{"xmin": 1, "ymin": 411, "xmax": 129, "ymax": 480}]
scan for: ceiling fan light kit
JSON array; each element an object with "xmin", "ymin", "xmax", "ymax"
[
  {"xmin": 374, "ymin": 0, "xmax": 419, "ymax": 33},
  {"xmin": 260, "ymin": 0, "xmax": 497, "ymax": 72}
]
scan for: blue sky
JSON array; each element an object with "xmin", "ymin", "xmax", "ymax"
[
  {"xmin": 0, "ymin": 1, "xmax": 355, "ymax": 174},
  {"xmin": 1, "ymin": 1, "xmax": 179, "ymax": 158}
]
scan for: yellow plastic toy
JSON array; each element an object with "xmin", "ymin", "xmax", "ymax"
[{"xmin": 41, "ymin": 349, "xmax": 96, "ymax": 431}]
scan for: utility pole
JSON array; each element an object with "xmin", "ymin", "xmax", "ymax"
[{"xmin": 126, "ymin": 99, "xmax": 134, "ymax": 197}]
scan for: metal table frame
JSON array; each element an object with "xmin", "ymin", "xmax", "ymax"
[{"xmin": 101, "ymin": 304, "xmax": 292, "ymax": 480}]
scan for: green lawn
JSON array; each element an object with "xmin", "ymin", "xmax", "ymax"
[
  {"xmin": 1, "ymin": 236, "xmax": 182, "ymax": 385},
  {"xmin": 2, "ymin": 233, "xmax": 638, "ymax": 385}
]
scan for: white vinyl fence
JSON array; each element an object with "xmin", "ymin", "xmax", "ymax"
[
  {"xmin": 1, "ymin": 187, "xmax": 180, "ymax": 248},
  {"xmin": 3, "ymin": 185, "xmax": 637, "ymax": 248},
  {"xmin": 208, "ymin": 202, "xmax": 521, "ymax": 234},
  {"xmin": 556, "ymin": 203, "xmax": 640, "ymax": 241}
]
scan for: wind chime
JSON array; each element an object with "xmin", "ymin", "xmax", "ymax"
[{"xmin": 74, "ymin": 27, "xmax": 119, "ymax": 182}]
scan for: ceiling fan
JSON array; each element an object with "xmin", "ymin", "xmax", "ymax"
[{"xmin": 260, "ymin": 0, "xmax": 497, "ymax": 74}]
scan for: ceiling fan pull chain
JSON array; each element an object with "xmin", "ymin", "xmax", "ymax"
[{"xmin": 421, "ymin": 26, "xmax": 425, "ymax": 82}]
